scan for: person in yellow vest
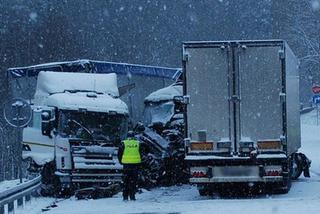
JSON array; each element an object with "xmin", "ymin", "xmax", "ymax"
[{"xmin": 117, "ymin": 130, "xmax": 142, "ymax": 201}]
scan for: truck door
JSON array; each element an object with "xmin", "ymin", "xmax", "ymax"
[
  {"xmin": 236, "ymin": 44, "xmax": 284, "ymax": 149},
  {"xmin": 184, "ymin": 45, "xmax": 233, "ymax": 149}
]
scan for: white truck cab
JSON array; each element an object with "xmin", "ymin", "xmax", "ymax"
[{"xmin": 23, "ymin": 71, "xmax": 128, "ymax": 194}]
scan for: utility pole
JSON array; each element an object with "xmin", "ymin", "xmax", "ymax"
[{"xmin": 3, "ymin": 99, "xmax": 32, "ymax": 183}]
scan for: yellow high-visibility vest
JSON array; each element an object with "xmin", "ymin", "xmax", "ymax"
[{"xmin": 121, "ymin": 139, "xmax": 141, "ymax": 164}]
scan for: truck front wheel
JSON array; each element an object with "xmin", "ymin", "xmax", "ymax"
[{"xmin": 40, "ymin": 161, "xmax": 62, "ymax": 197}]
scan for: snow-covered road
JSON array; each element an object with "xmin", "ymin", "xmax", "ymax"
[{"xmin": 17, "ymin": 112, "xmax": 320, "ymax": 214}]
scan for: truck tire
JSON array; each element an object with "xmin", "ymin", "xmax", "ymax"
[{"xmin": 40, "ymin": 161, "xmax": 62, "ymax": 197}]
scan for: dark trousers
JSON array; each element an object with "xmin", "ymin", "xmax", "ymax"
[{"xmin": 123, "ymin": 164, "xmax": 139, "ymax": 200}]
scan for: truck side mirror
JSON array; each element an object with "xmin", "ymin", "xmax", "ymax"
[
  {"xmin": 134, "ymin": 122, "xmax": 145, "ymax": 133},
  {"xmin": 41, "ymin": 110, "xmax": 53, "ymax": 137}
]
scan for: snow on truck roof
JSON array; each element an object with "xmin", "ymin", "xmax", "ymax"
[
  {"xmin": 33, "ymin": 71, "xmax": 128, "ymax": 114},
  {"xmin": 35, "ymin": 71, "xmax": 119, "ymax": 97},
  {"xmin": 46, "ymin": 92, "xmax": 128, "ymax": 114},
  {"xmin": 144, "ymin": 83, "xmax": 182, "ymax": 103}
]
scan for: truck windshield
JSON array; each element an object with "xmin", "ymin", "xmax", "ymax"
[
  {"xmin": 143, "ymin": 101, "xmax": 174, "ymax": 126},
  {"xmin": 59, "ymin": 110, "xmax": 128, "ymax": 143}
]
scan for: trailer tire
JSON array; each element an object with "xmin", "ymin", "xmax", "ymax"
[
  {"xmin": 291, "ymin": 153, "xmax": 303, "ymax": 180},
  {"xmin": 272, "ymin": 158, "xmax": 292, "ymax": 194},
  {"xmin": 198, "ymin": 186, "xmax": 212, "ymax": 196},
  {"xmin": 198, "ymin": 189, "xmax": 211, "ymax": 196},
  {"xmin": 272, "ymin": 178, "xmax": 291, "ymax": 194}
]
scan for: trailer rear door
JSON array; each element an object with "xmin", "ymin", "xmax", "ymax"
[
  {"xmin": 237, "ymin": 44, "xmax": 284, "ymax": 145},
  {"xmin": 184, "ymin": 45, "xmax": 232, "ymax": 146},
  {"xmin": 184, "ymin": 41, "xmax": 287, "ymax": 154}
]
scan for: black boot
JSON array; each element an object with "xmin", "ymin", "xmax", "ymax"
[{"xmin": 130, "ymin": 194, "xmax": 136, "ymax": 201}]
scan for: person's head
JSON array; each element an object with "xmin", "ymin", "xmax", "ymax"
[{"xmin": 127, "ymin": 130, "xmax": 135, "ymax": 138}]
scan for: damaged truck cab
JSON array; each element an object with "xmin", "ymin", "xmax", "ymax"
[{"xmin": 144, "ymin": 82, "xmax": 183, "ymax": 131}]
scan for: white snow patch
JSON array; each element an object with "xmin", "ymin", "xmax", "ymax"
[
  {"xmin": 256, "ymin": 154, "xmax": 287, "ymax": 159},
  {"xmin": 35, "ymin": 71, "xmax": 119, "ymax": 98},
  {"xmin": 145, "ymin": 83, "xmax": 182, "ymax": 102},
  {"xmin": 0, "ymin": 179, "xmax": 25, "ymax": 192},
  {"xmin": 15, "ymin": 197, "xmax": 55, "ymax": 214},
  {"xmin": 46, "ymin": 92, "xmax": 128, "ymax": 114},
  {"xmin": 29, "ymin": 12, "xmax": 38, "ymax": 21},
  {"xmin": 311, "ymin": 0, "xmax": 320, "ymax": 11},
  {"xmin": 185, "ymin": 155, "xmax": 250, "ymax": 160}
]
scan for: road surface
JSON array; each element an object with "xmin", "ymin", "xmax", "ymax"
[{"xmin": 16, "ymin": 111, "xmax": 320, "ymax": 214}]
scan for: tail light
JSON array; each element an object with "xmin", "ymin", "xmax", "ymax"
[
  {"xmin": 264, "ymin": 165, "xmax": 282, "ymax": 176},
  {"xmin": 257, "ymin": 140, "xmax": 282, "ymax": 151},
  {"xmin": 192, "ymin": 171, "xmax": 207, "ymax": 178},
  {"xmin": 191, "ymin": 167, "xmax": 208, "ymax": 178},
  {"xmin": 265, "ymin": 170, "xmax": 281, "ymax": 176}
]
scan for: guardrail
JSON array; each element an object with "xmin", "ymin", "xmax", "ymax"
[{"xmin": 0, "ymin": 176, "xmax": 41, "ymax": 214}]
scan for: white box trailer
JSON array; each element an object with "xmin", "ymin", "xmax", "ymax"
[{"xmin": 181, "ymin": 40, "xmax": 310, "ymax": 194}]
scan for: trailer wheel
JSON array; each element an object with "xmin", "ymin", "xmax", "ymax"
[
  {"xmin": 291, "ymin": 153, "xmax": 303, "ymax": 180},
  {"xmin": 198, "ymin": 186, "xmax": 212, "ymax": 196},
  {"xmin": 198, "ymin": 189, "xmax": 211, "ymax": 196},
  {"xmin": 272, "ymin": 178, "xmax": 291, "ymax": 194}
]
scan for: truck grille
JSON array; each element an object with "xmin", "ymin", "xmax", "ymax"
[{"xmin": 70, "ymin": 144, "xmax": 122, "ymax": 183}]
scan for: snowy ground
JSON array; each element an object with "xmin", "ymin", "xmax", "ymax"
[{"xmin": 8, "ymin": 111, "xmax": 320, "ymax": 213}]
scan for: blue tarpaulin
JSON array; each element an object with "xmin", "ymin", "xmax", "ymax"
[{"xmin": 7, "ymin": 59, "xmax": 181, "ymax": 80}]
